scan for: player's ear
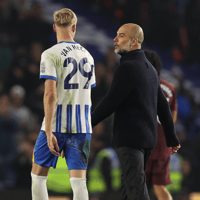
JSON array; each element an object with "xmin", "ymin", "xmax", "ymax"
[
  {"xmin": 53, "ymin": 24, "xmax": 56, "ymax": 32},
  {"xmin": 72, "ymin": 24, "xmax": 76, "ymax": 33}
]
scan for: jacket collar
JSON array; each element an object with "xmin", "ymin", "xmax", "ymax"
[{"xmin": 120, "ymin": 49, "xmax": 146, "ymax": 63}]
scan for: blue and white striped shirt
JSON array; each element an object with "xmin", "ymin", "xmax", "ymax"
[{"xmin": 40, "ymin": 41, "xmax": 96, "ymax": 134}]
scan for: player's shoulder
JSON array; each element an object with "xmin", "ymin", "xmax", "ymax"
[
  {"xmin": 75, "ymin": 43, "xmax": 94, "ymax": 58},
  {"xmin": 63, "ymin": 42, "xmax": 94, "ymax": 60},
  {"xmin": 41, "ymin": 44, "xmax": 59, "ymax": 57}
]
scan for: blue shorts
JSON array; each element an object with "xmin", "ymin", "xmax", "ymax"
[{"xmin": 33, "ymin": 131, "xmax": 92, "ymax": 170}]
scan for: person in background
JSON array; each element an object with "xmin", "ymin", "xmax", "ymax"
[
  {"xmin": 9, "ymin": 85, "xmax": 36, "ymax": 148},
  {"xmin": 0, "ymin": 94, "xmax": 18, "ymax": 189},
  {"xmin": 31, "ymin": 8, "xmax": 96, "ymax": 200},
  {"xmin": 144, "ymin": 49, "xmax": 177, "ymax": 200}
]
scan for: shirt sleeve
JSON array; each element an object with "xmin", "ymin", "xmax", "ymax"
[
  {"xmin": 92, "ymin": 63, "xmax": 132, "ymax": 127},
  {"xmin": 39, "ymin": 51, "xmax": 57, "ymax": 82},
  {"xmin": 90, "ymin": 63, "xmax": 96, "ymax": 88},
  {"xmin": 157, "ymin": 83, "xmax": 180, "ymax": 147}
]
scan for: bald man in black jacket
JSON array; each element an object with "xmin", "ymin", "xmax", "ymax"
[{"xmin": 92, "ymin": 23, "xmax": 180, "ymax": 200}]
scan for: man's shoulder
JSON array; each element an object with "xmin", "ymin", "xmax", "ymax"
[
  {"xmin": 122, "ymin": 58, "xmax": 144, "ymax": 64},
  {"xmin": 117, "ymin": 62, "xmax": 133, "ymax": 74},
  {"xmin": 120, "ymin": 59, "xmax": 142, "ymax": 69}
]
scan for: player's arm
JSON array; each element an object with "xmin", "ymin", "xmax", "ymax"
[
  {"xmin": 157, "ymin": 83, "xmax": 180, "ymax": 150},
  {"xmin": 44, "ymin": 79, "xmax": 60, "ymax": 156},
  {"xmin": 171, "ymin": 86, "xmax": 178, "ymax": 123},
  {"xmin": 170, "ymin": 109, "xmax": 180, "ymax": 154},
  {"xmin": 170, "ymin": 88, "xmax": 179, "ymax": 153},
  {"xmin": 172, "ymin": 110, "xmax": 177, "ymax": 123}
]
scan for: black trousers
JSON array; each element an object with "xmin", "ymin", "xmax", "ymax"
[{"xmin": 116, "ymin": 147, "xmax": 151, "ymax": 200}]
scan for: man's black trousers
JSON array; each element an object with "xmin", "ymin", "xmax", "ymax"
[{"xmin": 116, "ymin": 147, "xmax": 151, "ymax": 200}]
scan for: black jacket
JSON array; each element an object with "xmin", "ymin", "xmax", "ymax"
[{"xmin": 92, "ymin": 49, "xmax": 180, "ymax": 150}]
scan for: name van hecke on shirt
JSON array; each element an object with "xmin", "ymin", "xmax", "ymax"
[{"xmin": 61, "ymin": 45, "xmax": 86, "ymax": 56}]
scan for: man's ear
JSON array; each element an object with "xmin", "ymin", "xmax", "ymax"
[
  {"xmin": 53, "ymin": 24, "xmax": 56, "ymax": 32},
  {"xmin": 132, "ymin": 38, "xmax": 138, "ymax": 46}
]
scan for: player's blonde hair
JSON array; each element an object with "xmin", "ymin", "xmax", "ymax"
[{"xmin": 54, "ymin": 8, "xmax": 76, "ymax": 28}]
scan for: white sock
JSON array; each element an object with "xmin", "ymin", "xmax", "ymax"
[
  {"xmin": 70, "ymin": 177, "xmax": 88, "ymax": 200},
  {"xmin": 31, "ymin": 172, "xmax": 48, "ymax": 200}
]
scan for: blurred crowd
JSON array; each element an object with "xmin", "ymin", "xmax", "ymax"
[
  {"xmin": 0, "ymin": 0, "xmax": 200, "ymax": 200},
  {"xmin": 0, "ymin": 0, "xmax": 51, "ymax": 190},
  {"xmin": 87, "ymin": 0, "xmax": 200, "ymax": 64}
]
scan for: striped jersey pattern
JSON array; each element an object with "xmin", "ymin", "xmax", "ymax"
[{"xmin": 39, "ymin": 41, "xmax": 96, "ymax": 134}]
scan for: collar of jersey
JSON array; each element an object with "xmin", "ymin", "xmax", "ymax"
[{"xmin": 59, "ymin": 41, "xmax": 77, "ymax": 44}]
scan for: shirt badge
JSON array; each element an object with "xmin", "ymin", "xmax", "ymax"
[{"xmin": 40, "ymin": 62, "xmax": 45, "ymax": 73}]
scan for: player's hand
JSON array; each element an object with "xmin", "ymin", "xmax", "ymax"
[
  {"xmin": 46, "ymin": 133, "xmax": 61, "ymax": 156},
  {"xmin": 170, "ymin": 144, "xmax": 181, "ymax": 154}
]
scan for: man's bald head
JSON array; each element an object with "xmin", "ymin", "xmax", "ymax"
[
  {"xmin": 122, "ymin": 23, "xmax": 144, "ymax": 44},
  {"xmin": 114, "ymin": 23, "xmax": 144, "ymax": 54}
]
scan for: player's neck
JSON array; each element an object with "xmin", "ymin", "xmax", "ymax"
[
  {"xmin": 57, "ymin": 37, "xmax": 74, "ymax": 43},
  {"xmin": 57, "ymin": 31, "xmax": 75, "ymax": 43}
]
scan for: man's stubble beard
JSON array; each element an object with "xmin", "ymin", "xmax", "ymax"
[{"xmin": 115, "ymin": 39, "xmax": 131, "ymax": 55}]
